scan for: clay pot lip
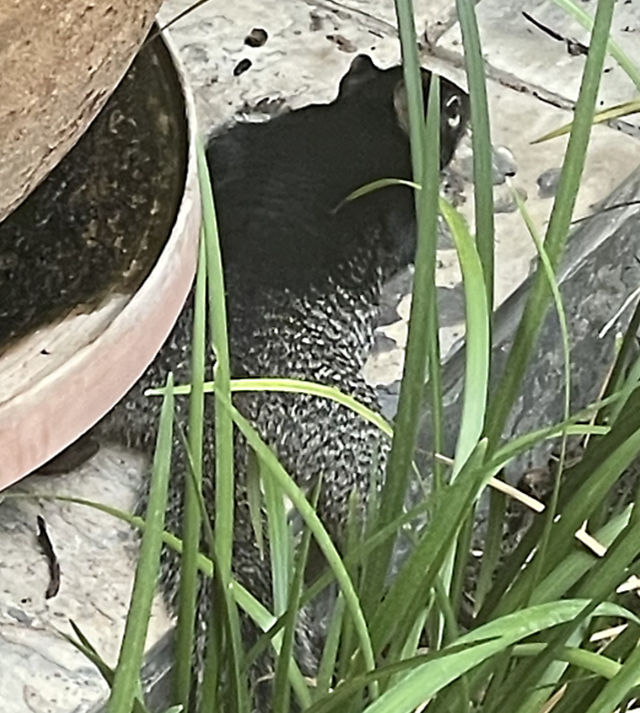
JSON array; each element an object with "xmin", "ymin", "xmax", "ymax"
[{"xmin": 0, "ymin": 30, "xmax": 202, "ymax": 491}]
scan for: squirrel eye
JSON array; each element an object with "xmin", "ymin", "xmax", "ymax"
[{"xmin": 445, "ymin": 94, "xmax": 462, "ymax": 129}]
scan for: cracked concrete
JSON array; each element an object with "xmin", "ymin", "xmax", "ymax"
[{"xmin": 2, "ymin": 0, "xmax": 639, "ymax": 710}]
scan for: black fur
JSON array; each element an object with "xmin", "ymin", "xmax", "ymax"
[{"xmin": 211, "ymin": 54, "xmax": 468, "ymax": 292}]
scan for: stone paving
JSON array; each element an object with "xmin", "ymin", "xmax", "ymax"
[{"xmin": 1, "ymin": 0, "xmax": 639, "ymax": 710}]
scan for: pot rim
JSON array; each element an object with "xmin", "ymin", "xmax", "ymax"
[{"xmin": 0, "ymin": 29, "xmax": 201, "ymax": 490}]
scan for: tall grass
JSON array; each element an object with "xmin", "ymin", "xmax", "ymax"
[
  {"xmin": 361, "ymin": 0, "xmax": 443, "ymax": 616},
  {"xmin": 48, "ymin": 0, "xmax": 640, "ymax": 710}
]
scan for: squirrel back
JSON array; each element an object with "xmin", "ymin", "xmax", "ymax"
[{"xmin": 209, "ymin": 54, "xmax": 468, "ymax": 293}]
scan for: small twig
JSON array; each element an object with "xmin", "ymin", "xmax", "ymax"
[
  {"xmin": 575, "ymin": 521, "xmax": 607, "ymax": 557},
  {"xmin": 141, "ymin": 0, "xmax": 212, "ymax": 50},
  {"xmin": 433, "ymin": 452, "xmax": 454, "ymax": 466},
  {"xmin": 489, "ymin": 477, "xmax": 546, "ymax": 513},
  {"xmin": 522, "ymin": 11, "xmax": 589, "ymax": 56},
  {"xmin": 435, "ymin": 452, "xmax": 546, "ymax": 512},
  {"xmin": 571, "ymin": 200, "xmax": 640, "ymax": 226},
  {"xmin": 538, "ymin": 683, "xmax": 567, "ymax": 713},
  {"xmin": 590, "ymin": 623, "xmax": 627, "ymax": 643},
  {"xmin": 599, "ymin": 286, "xmax": 640, "ymax": 339},
  {"xmin": 617, "ymin": 574, "xmax": 640, "ymax": 594}
]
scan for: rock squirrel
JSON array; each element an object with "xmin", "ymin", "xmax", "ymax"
[{"xmin": 94, "ymin": 54, "xmax": 469, "ymax": 709}]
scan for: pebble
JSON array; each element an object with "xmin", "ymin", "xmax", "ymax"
[
  {"xmin": 493, "ymin": 183, "xmax": 528, "ymax": 214},
  {"xmin": 537, "ymin": 167, "xmax": 563, "ymax": 198},
  {"xmin": 244, "ymin": 28, "xmax": 268, "ymax": 47},
  {"xmin": 454, "ymin": 142, "xmax": 518, "ymax": 185}
]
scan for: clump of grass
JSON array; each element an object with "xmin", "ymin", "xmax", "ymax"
[{"xmin": 33, "ymin": 0, "xmax": 640, "ymax": 711}]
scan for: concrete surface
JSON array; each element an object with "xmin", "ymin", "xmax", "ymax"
[
  {"xmin": 1, "ymin": 0, "xmax": 639, "ymax": 710},
  {"xmin": 0, "ymin": 449, "xmax": 171, "ymax": 713},
  {"xmin": 438, "ymin": 0, "xmax": 640, "ymax": 115}
]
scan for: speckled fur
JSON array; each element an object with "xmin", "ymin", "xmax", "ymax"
[{"xmin": 98, "ymin": 55, "xmax": 469, "ymax": 709}]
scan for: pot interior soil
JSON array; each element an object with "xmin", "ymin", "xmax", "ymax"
[{"xmin": 0, "ymin": 37, "xmax": 187, "ymax": 354}]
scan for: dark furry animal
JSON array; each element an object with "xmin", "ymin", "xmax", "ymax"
[{"xmin": 98, "ymin": 54, "xmax": 469, "ymax": 709}]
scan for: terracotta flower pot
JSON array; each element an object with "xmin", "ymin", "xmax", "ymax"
[
  {"xmin": 0, "ymin": 0, "xmax": 164, "ymax": 223},
  {"xmin": 0, "ymin": 31, "xmax": 201, "ymax": 489}
]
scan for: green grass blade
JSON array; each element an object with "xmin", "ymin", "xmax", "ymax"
[
  {"xmin": 306, "ymin": 651, "xmax": 458, "ymax": 713},
  {"xmin": 456, "ymin": 0, "xmax": 495, "ymax": 309},
  {"xmin": 439, "ymin": 198, "xmax": 489, "ymax": 477},
  {"xmin": 68, "ymin": 618, "xmax": 102, "ymax": 658},
  {"xmin": 460, "ymin": 601, "xmax": 638, "ymax": 646},
  {"xmin": 363, "ymin": 3, "xmax": 444, "ymax": 615},
  {"xmin": 196, "ymin": 140, "xmax": 233, "ymax": 579},
  {"xmin": 336, "ymin": 495, "xmax": 364, "ymax": 689},
  {"xmin": 245, "ymin": 495, "xmax": 446, "ymax": 672},
  {"xmin": 264, "ymin": 461, "xmax": 294, "ymax": 709},
  {"xmin": 488, "ymin": 390, "xmax": 640, "ymax": 618},
  {"xmin": 316, "ymin": 593, "xmax": 347, "ymax": 699},
  {"xmin": 473, "ymin": 488, "xmax": 506, "ymax": 614},
  {"xmin": 179, "ymin": 422, "xmax": 311, "ymax": 710},
  {"xmin": 263, "ymin": 459, "xmax": 291, "ymax": 617},
  {"xmin": 423, "ymin": 78, "xmax": 445, "ymax": 496},
  {"xmin": 149, "ymin": 377, "xmax": 393, "ymax": 437},
  {"xmin": 63, "ymin": 629, "xmax": 114, "ymax": 682},
  {"xmin": 511, "ymin": 643, "xmax": 629, "ymax": 682},
  {"xmin": 271, "ymin": 482, "xmax": 319, "ymax": 712},
  {"xmin": 509, "ymin": 184, "xmax": 571, "ymax": 426},
  {"xmin": 178, "ymin": 423, "xmax": 252, "ymax": 713},
  {"xmin": 484, "ymin": 0, "xmax": 617, "ymax": 451},
  {"xmin": 509, "ymin": 183, "xmax": 571, "ymax": 605},
  {"xmin": 551, "ymin": 624, "xmax": 640, "ymax": 713},
  {"xmin": 174, "ymin": 234, "xmax": 207, "ymax": 708},
  {"xmin": 487, "ymin": 418, "xmax": 610, "ymax": 472},
  {"xmin": 363, "ymin": 601, "xmax": 635, "ymax": 713},
  {"xmin": 230, "ymin": 581, "xmax": 312, "ymax": 707},
  {"xmin": 107, "ymin": 373, "xmax": 174, "ymax": 713},
  {"xmin": 246, "ymin": 450, "xmax": 265, "ymax": 557},
  {"xmin": 219, "ymin": 394, "xmax": 378, "ymax": 700},
  {"xmin": 428, "ymin": 196, "xmax": 487, "ymax": 648},
  {"xmin": 534, "ymin": 98, "xmax": 640, "ymax": 143},
  {"xmin": 393, "ymin": 0, "xmax": 425, "ymax": 179},
  {"xmin": 532, "ymin": 505, "xmax": 632, "ymax": 604},
  {"xmin": 197, "ymin": 138, "xmax": 247, "ymax": 713},
  {"xmin": 64, "ymin": 624, "xmax": 152, "ymax": 713},
  {"xmin": 173, "ymin": 422, "xmax": 224, "ymax": 713},
  {"xmin": 340, "ymin": 177, "xmax": 419, "ymax": 208},
  {"xmin": 598, "ymin": 300, "xmax": 640, "ymax": 422},
  {"xmin": 608, "ymin": 350, "xmax": 640, "ymax": 425},
  {"xmin": 371, "ymin": 440, "xmax": 488, "ymax": 653}
]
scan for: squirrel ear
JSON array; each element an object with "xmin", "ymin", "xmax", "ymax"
[
  {"xmin": 339, "ymin": 54, "xmax": 379, "ymax": 96},
  {"xmin": 392, "ymin": 80, "xmax": 410, "ymax": 134},
  {"xmin": 393, "ymin": 72, "xmax": 437, "ymax": 134}
]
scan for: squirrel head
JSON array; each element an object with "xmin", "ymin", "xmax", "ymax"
[{"xmin": 338, "ymin": 53, "xmax": 470, "ymax": 169}]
